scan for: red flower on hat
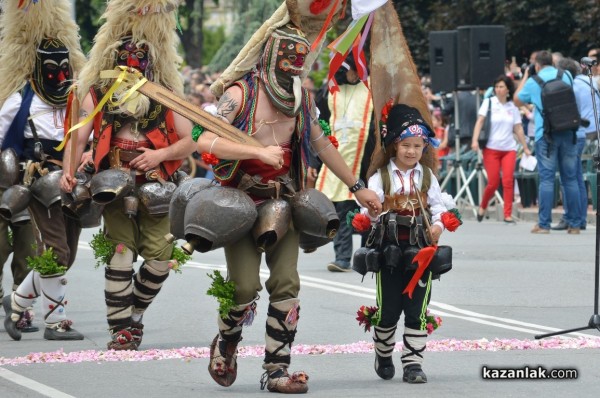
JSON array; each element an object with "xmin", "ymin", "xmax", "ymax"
[{"xmin": 380, "ymin": 98, "xmax": 394, "ymax": 124}]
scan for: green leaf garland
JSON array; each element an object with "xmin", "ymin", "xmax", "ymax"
[
  {"xmin": 89, "ymin": 229, "xmax": 116, "ymax": 269},
  {"xmin": 206, "ymin": 270, "xmax": 236, "ymax": 318},
  {"xmin": 26, "ymin": 247, "xmax": 66, "ymax": 276}
]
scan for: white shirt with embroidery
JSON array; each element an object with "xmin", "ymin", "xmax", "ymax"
[
  {"xmin": 0, "ymin": 92, "xmax": 66, "ymax": 147},
  {"xmin": 363, "ymin": 159, "xmax": 446, "ymax": 230}
]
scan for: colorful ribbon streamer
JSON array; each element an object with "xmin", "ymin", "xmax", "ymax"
[
  {"xmin": 403, "ymin": 246, "xmax": 436, "ymax": 298},
  {"xmin": 55, "ymin": 66, "xmax": 147, "ymax": 151}
]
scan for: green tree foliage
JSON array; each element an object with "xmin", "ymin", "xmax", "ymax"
[
  {"xmin": 394, "ymin": 0, "xmax": 598, "ymax": 73},
  {"xmin": 72, "ymin": 1, "xmax": 600, "ymax": 74},
  {"xmin": 75, "ymin": 0, "xmax": 105, "ymax": 53},
  {"xmin": 207, "ymin": 0, "xmax": 281, "ymax": 73},
  {"xmin": 202, "ymin": 25, "xmax": 226, "ymax": 65},
  {"xmin": 179, "ymin": 0, "xmax": 205, "ymax": 68}
]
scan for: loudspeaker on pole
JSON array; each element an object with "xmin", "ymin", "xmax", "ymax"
[
  {"xmin": 456, "ymin": 25, "xmax": 506, "ymax": 89},
  {"xmin": 428, "ymin": 30, "xmax": 457, "ymax": 93}
]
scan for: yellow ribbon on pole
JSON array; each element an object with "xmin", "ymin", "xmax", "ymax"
[{"xmin": 54, "ymin": 67, "xmax": 148, "ymax": 151}]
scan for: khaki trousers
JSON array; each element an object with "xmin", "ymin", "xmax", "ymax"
[
  {"xmin": 103, "ymin": 198, "xmax": 172, "ymax": 261},
  {"xmin": 224, "ymin": 221, "xmax": 300, "ymax": 304}
]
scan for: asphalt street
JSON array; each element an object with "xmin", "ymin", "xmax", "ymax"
[{"xmin": 1, "ymin": 217, "xmax": 599, "ymax": 397}]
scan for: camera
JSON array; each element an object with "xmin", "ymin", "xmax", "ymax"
[{"xmin": 521, "ymin": 63, "xmax": 536, "ymax": 76}]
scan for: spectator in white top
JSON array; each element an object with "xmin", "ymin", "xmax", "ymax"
[{"xmin": 471, "ymin": 75, "xmax": 532, "ymax": 223}]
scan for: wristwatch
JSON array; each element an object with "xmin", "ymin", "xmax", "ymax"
[{"xmin": 349, "ymin": 179, "xmax": 365, "ymax": 193}]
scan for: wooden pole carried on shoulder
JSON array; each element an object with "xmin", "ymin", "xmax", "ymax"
[
  {"xmin": 69, "ymin": 82, "xmax": 79, "ymax": 178},
  {"xmin": 116, "ymin": 68, "xmax": 263, "ymax": 148}
]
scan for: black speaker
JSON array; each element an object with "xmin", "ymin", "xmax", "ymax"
[
  {"xmin": 429, "ymin": 31, "xmax": 457, "ymax": 93},
  {"xmin": 457, "ymin": 25, "xmax": 505, "ymax": 89}
]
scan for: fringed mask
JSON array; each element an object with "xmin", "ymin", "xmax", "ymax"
[
  {"xmin": 31, "ymin": 38, "xmax": 71, "ymax": 107},
  {"xmin": 258, "ymin": 25, "xmax": 310, "ymax": 117},
  {"xmin": 116, "ymin": 37, "xmax": 152, "ymax": 79}
]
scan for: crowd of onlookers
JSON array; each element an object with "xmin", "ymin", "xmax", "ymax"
[
  {"xmin": 179, "ymin": 66, "xmax": 222, "ymax": 179},
  {"xmin": 416, "ymin": 47, "xmax": 600, "ymax": 231}
]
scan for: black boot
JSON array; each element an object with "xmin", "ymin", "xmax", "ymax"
[
  {"xmin": 373, "ymin": 325, "xmax": 397, "ymax": 380},
  {"xmin": 374, "ymin": 353, "xmax": 395, "ymax": 380},
  {"xmin": 403, "ymin": 364, "xmax": 428, "ymax": 384}
]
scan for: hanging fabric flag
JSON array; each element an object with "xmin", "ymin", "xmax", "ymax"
[{"xmin": 351, "ymin": 0, "xmax": 387, "ymax": 20}]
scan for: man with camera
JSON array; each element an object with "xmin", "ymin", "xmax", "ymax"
[{"xmin": 514, "ymin": 50, "xmax": 581, "ymax": 234}]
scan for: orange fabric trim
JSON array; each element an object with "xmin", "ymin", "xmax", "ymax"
[
  {"xmin": 90, "ymin": 88, "xmax": 181, "ymax": 177},
  {"xmin": 346, "ymin": 89, "xmax": 372, "ymax": 200}
]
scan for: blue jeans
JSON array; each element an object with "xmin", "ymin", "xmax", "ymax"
[
  {"xmin": 332, "ymin": 200, "xmax": 359, "ymax": 267},
  {"xmin": 561, "ymin": 137, "xmax": 587, "ymax": 228},
  {"xmin": 535, "ymin": 132, "xmax": 580, "ymax": 229}
]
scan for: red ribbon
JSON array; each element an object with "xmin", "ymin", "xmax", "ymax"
[
  {"xmin": 310, "ymin": 0, "xmax": 341, "ymax": 52},
  {"xmin": 403, "ymin": 246, "xmax": 436, "ymax": 298},
  {"xmin": 327, "ymin": 50, "xmax": 348, "ymax": 93},
  {"xmin": 309, "ymin": 0, "xmax": 332, "ymax": 15}
]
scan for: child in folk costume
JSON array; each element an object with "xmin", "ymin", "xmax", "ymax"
[{"xmin": 353, "ymin": 103, "xmax": 460, "ymax": 383}]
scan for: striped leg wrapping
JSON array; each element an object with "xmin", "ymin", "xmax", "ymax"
[
  {"xmin": 105, "ymin": 266, "xmax": 134, "ymax": 330},
  {"xmin": 263, "ymin": 298, "xmax": 300, "ymax": 372},
  {"xmin": 132, "ymin": 260, "xmax": 170, "ymax": 317},
  {"xmin": 401, "ymin": 327, "xmax": 427, "ymax": 368},
  {"xmin": 373, "ymin": 325, "xmax": 397, "ymax": 358}
]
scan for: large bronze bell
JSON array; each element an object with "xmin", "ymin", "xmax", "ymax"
[
  {"xmin": 30, "ymin": 170, "xmax": 62, "ymax": 208},
  {"xmin": 169, "ymin": 178, "xmax": 214, "ymax": 240},
  {"xmin": 183, "ymin": 186, "xmax": 257, "ymax": 253},
  {"xmin": 89, "ymin": 169, "xmax": 133, "ymax": 204},
  {"xmin": 0, "ymin": 185, "xmax": 32, "ymax": 221},
  {"xmin": 290, "ymin": 188, "xmax": 339, "ymax": 238},
  {"xmin": 0, "ymin": 149, "xmax": 21, "ymax": 189},
  {"xmin": 61, "ymin": 172, "xmax": 92, "ymax": 219},
  {"xmin": 9, "ymin": 208, "xmax": 31, "ymax": 226},
  {"xmin": 77, "ymin": 200, "xmax": 104, "ymax": 228},
  {"xmin": 298, "ymin": 232, "xmax": 332, "ymax": 253},
  {"xmin": 252, "ymin": 199, "xmax": 291, "ymax": 252},
  {"xmin": 138, "ymin": 181, "xmax": 177, "ymax": 216}
]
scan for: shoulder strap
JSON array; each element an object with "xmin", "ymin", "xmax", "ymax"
[
  {"xmin": 577, "ymin": 75, "xmax": 600, "ymax": 99},
  {"xmin": 420, "ymin": 165, "xmax": 431, "ymax": 193},
  {"xmin": 532, "ymin": 74, "xmax": 544, "ymax": 88},
  {"xmin": 380, "ymin": 165, "xmax": 391, "ymax": 196},
  {"xmin": 380, "ymin": 163, "xmax": 430, "ymax": 195}
]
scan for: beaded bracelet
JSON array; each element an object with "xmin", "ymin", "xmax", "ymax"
[{"xmin": 191, "ymin": 125, "xmax": 205, "ymax": 142}]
